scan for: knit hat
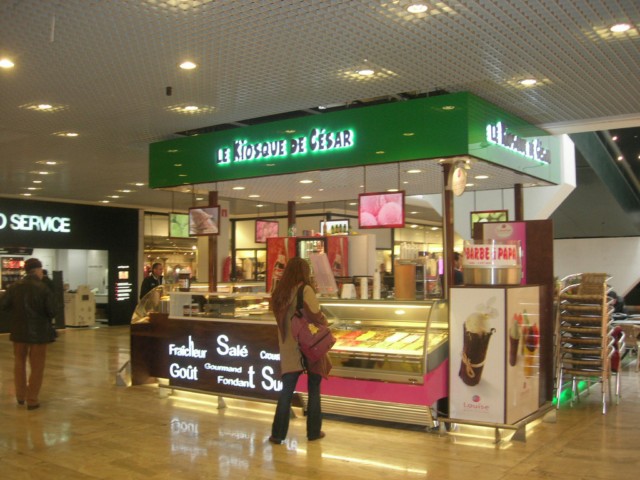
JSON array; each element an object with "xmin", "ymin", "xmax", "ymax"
[{"xmin": 24, "ymin": 258, "xmax": 43, "ymax": 273}]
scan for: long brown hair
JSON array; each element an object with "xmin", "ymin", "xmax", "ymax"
[{"xmin": 270, "ymin": 257, "xmax": 312, "ymax": 318}]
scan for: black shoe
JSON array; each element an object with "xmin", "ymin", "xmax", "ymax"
[
  {"xmin": 308, "ymin": 431, "xmax": 326, "ymax": 441},
  {"xmin": 17, "ymin": 400, "xmax": 25, "ymax": 406},
  {"xmin": 268, "ymin": 436, "xmax": 283, "ymax": 445},
  {"xmin": 27, "ymin": 404, "xmax": 40, "ymax": 411}
]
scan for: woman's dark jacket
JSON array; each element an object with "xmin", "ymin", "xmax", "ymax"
[{"xmin": 1, "ymin": 273, "xmax": 56, "ymax": 343}]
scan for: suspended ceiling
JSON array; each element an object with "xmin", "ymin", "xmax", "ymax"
[{"xmin": 0, "ymin": 0, "xmax": 639, "ymax": 216}]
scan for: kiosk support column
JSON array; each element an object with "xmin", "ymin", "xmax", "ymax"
[
  {"xmin": 514, "ymin": 183, "xmax": 524, "ymax": 221},
  {"xmin": 287, "ymin": 201, "xmax": 296, "ymax": 234},
  {"xmin": 208, "ymin": 191, "xmax": 218, "ymax": 292},
  {"xmin": 442, "ymin": 163, "xmax": 454, "ymax": 299}
]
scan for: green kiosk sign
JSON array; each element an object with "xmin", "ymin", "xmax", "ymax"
[{"xmin": 149, "ymin": 92, "xmax": 561, "ymax": 188}]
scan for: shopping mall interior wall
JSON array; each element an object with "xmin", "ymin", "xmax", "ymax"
[
  {"xmin": 554, "ymin": 237, "xmax": 640, "ymax": 298},
  {"xmin": 29, "ymin": 248, "xmax": 108, "ymax": 292}
]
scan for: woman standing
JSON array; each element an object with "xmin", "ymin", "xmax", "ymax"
[{"xmin": 269, "ymin": 257, "xmax": 331, "ymax": 444}]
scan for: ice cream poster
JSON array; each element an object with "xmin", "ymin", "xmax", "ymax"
[
  {"xmin": 505, "ymin": 287, "xmax": 540, "ymax": 424},
  {"xmin": 358, "ymin": 191, "xmax": 405, "ymax": 229},
  {"xmin": 449, "ymin": 288, "xmax": 506, "ymax": 423}
]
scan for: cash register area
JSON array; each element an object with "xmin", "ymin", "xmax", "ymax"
[{"xmin": 1, "ymin": 326, "xmax": 638, "ymax": 480}]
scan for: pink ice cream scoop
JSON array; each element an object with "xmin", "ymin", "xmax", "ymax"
[{"xmin": 377, "ymin": 201, "xmax": 402, "ymax": 225}]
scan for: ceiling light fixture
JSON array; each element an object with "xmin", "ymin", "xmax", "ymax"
[
  {"xmin": 407, "ymin": 169, "xmax": 422, "ymax": 174},
  {"xmin": 610, "ymin": 23, "xmax": 631, "ymax": 33},
  {"xmin": 232, "ymin": 186, "xmax": 245, "ymax": 190},
  {"xmin": 474, "ymin": 175, "xmax": 489, "ymax": 180},
  {"xmin": 183, "ymin": 105, "xmax": 199, "ymax": 112},
  {"xmin": 300, "ymin": 179, "xmax": 313, "ymax": 184},
  {"xmin": 519, "ymin": 78, "xmax": 537, "ymax": 86},
  {"xmin": 37, "ymin": 104, "xmax": 52, "ymax": 110},
  {"xmin": 387, "ymin": 188, "xmax": 399, "ymax": 192},
  {"xmin": 407, "ymin": 3, "xmax": 428, "ymax": 14},
  {"xmin": 357, "ymin": 67, "xmax": 375, "ymax": 76},
  {"xmin": 301, "ymin": 195, "xmax": 312, "ymax": 200},
  {"xmin": 0, "ymin": 58, "xmax": 15, "ymax": 68},
  {"xmin": 180, "ymin": 61, "xmax": 197, "ymax": 69},
  {"xmin": 248, "ymin": 194, "xmax": 260, "ymax": 198}
]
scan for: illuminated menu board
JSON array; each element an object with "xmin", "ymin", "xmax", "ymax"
[{"xmin": 115, "ymin": 264, "xmax": 133, "ymax": 302}]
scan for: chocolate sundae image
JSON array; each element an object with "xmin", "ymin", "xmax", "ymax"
[{"xmin": 459, "ymin": 298, "xmax": 497, "ymax": 386}]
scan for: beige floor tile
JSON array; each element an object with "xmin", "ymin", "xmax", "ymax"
[{"xmin": 1, "ymin": 326, "xmax": 639, "ymax": 479}]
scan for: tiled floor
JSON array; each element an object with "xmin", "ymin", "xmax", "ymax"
[{"xmin": 1, "ymin": 326, "xmax": 638, "ymax": 479}]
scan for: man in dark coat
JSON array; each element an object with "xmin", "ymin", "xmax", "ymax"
[
  {"xmin": 0, "ymin": 258, "xmax": 56, "ymax": 409},
  {"xmin": 140, "ymin": 262, "xmax": 163, "ymax": 299}
]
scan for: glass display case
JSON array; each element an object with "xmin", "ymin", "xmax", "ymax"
[{"xmin": 321, "ymin": 299, "xmax": 448, "ymax": 384}]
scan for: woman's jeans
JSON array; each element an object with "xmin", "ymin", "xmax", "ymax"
[{"xmin": 271, "ymin": 371, "xmax": 322, "ymax": 440}]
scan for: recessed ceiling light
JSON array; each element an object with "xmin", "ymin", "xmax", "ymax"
[
  {"xmin": 519, "ymin": 78, "xmax": 537, "ymax": 86},
  {"xmin": 407, "ymin": 3, "xmax": 428, "ymax": 14},
  {"xmin": 256, "ymin": 204, "xmax": 264, "ymax": 208},
  {"xmin": 174, "ymin": 163, "xmax": 182, "ymax": 167},
  {"xmin": 301, "ymin": 195, "xmax": 312, "ymax": 200},
  {"xmin": 109, "ymin": 195, "xmax": 120, "ymax": 199},
  {"xmin": 300, "ymin": 179, "xmax": 313, "ymax": 184},
  {"xmin": 196, "ymin": 197, "xmax": 204, "ymax": 201},
  {"xmin": 349, "ymin": 202, "xmax": 357, "ymax": 206},
  {"xmin": 118, "ymin": 189, "xmax": 132, "ymax": 193},
  {"xmin": 32, "ymin": 180, "xmax": 42, "ymax": 184},
  {"xmin": 21, "ymin": 193, "xmax": 32, "ymax": 197},
  {"xmin": 37, "ymin": 171, "xmax": 50, "ymax": 175},
  {"xmin": 410, "ymin": 211, "xmax": 419, "ymax": 214},
  {"xmin": 0, "ymin": 58, "xmax": 15, "ymax": 68},
  {"xmin": 285, "ymin": 129, "xmax": 296, "ymax": 134},
  {"xmin": 134, "ymin": 182, "xmax": 145, "ymax": 186},
  {"xmin": 610, "ymin": 23, "xmax": 631, "ymax": 33},
  {"xmin": 248, "ymin": 194, "xmax": 260, "ymax": 198},
  {"xmin": 232, "ymin": 186, "xmax": 245, "ymax": 190},
  {"xmin": 357, "ymin": 68, "xmax": 375, "ymax": 76},
  {"xmin": 474, "ymin": 175, "xmax": 489, "ymax": 180},
  {"xmin": 37, "ymin": 104, "xmax": 52, "ymax": 110},
  {"xmin": 617, "ymin": 155, "xmax": 624, "ymax": 161},
  {"xmin": 26, "ymin": 187, "xmax": 40, "ymax": 191},
  {"xmin": 403, "ymin": 132, "xmax": 415, "ymax": 136},
  {"xmin": 612, "ymin": 135, "xmax": 618, "ymax": 141},
  {"xmin": 431, "ymin": 227, "xmax": 440, "ymax": 231},
  {"xmin": 376, "ymin": 150, "xmax": 385, "ymax": 155},
  {"xmin": 184, "ymin": 105, "xmax": 199, "ymax": 112},
  {"xmin": 386, "ymin": 188, "xmax": 399, "ymax": 192},
  {"xmin": 180, "ymin": 61, "xmax": 197, "ymax": 69},
  {"xmin": 442, "ymin": 105, "xmax": 456, "ymax": 111},
  {"xmin": 465, "ymin": 183, "xmax": 475, "ymax": 187},
  {"xmin": 100, "ymin": 200, "xmax": 110, "ymax": 204},
  {"xmin": 407, "ymin": 169, "xmax": 422, "ymax": 174}
]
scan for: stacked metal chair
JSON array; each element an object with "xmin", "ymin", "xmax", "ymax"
[{"xmin": 555, "ymin": 273, "xmax": 622, "ymax": 414}]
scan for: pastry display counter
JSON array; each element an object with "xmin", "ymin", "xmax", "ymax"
[
  {"xmin": 305, "ymin": 299, "xmax": 449, "ymax": 426},
  {"xmin": 130, "ymin": 291, "xmax": 449, "ymax": 426},
  {"xmin": 321, "ymin": 300, "xmax": 448, "ymax": 384}
]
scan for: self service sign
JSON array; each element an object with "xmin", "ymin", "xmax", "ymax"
[{"xmin": 164, "ymin": 321, "xmax": 283, "ymax": 400}]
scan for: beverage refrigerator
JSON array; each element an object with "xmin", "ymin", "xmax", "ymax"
[{"xmin": 265, "ymin": 236, "xmax": 349, "ymax": 292}]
